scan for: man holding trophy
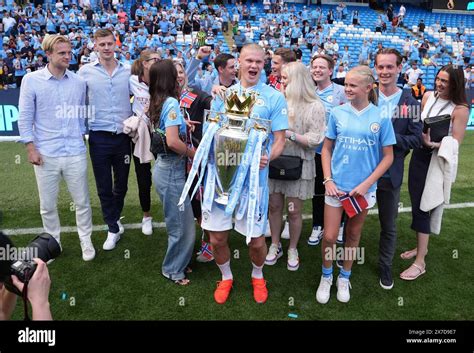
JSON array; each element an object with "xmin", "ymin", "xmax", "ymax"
[{"xmin": 180, "ymin": 44, "xmax": 288, "ymax": 304}]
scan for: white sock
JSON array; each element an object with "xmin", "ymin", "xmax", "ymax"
[
  {"xmin": 217, "ymin": 260, "xmax": 233, "ymax": 280},
  {"xmin": 251, "ymin": 262, "xmax": 264, "ymax": 279}
]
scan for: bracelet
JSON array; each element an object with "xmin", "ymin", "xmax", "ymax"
[{"xmin": 322, "ymin": 177, "xmax": 334, "ymax": 185}]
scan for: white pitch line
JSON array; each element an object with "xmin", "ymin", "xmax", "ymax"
[{"xmin": 3, "ymin": 202, "xmax": 474, "ymax": 236}]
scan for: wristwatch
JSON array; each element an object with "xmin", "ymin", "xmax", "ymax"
[{"xmin": 289, "ymin": 132, "xmax": 297, "ymax": 142}]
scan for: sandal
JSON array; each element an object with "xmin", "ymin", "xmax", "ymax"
[
  {"xmin": 162, "ymin": 273, "xmax": 191, "ymax": 286},
  {"xmin": 400, "ymin": 262, "xmax": 426, "ymax": 281}
]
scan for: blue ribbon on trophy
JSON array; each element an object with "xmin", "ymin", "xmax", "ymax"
[{"xmin": 178, "ymin": 88, "xmax": 272, "ymax": 240}]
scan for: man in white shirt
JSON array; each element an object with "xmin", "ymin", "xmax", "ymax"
[
  {"xmin": 404, "ymin": 62, "xmax": 423, "ymax": 87},
  {"xmin": 398, "ymin": 5, "xmax": 406, "ymax": 24},
  {"xmin": 2, "ymin": 13, "xmax": 16, "ymax": 35}
]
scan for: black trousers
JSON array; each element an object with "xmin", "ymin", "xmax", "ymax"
[
  {"xmin": 132, "ymin": 143, "xmax": 152, "ymax": 213},
  {"xmin": 376, "ymin": 177, "xmax": 400, "ymax": 270},
  {"xmin": 312, "ymin": 153, "xmax": 325, "ymax": 227},
  {"xmin": 89, "ymin": 131, "xmax": 131, "ymax": 233}
]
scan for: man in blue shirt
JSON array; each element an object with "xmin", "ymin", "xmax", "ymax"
[
  {"xmin": 374, "ymin": 48, "xmax": 422, "ymax": 290},
  {"xmin": 18, "ymin": 35, "xmax": 95, "ymax": 262},
  {"xmin": 308, "ymin": 54, "xmax": 347, "ymax": 246},
  {"xmin": 201, "ymin": 44, "xmax": 288, "ymax": 305},
  {"xmin": 78, "ymin": 29, "xmax": 132, "ymax": 252}
]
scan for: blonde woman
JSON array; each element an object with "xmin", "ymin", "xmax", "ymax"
[
  {"xmin": 316, "ymin": 66, "xmax": 395, "ymax": 304},
  {"xmin": 265, "ymin": 62, "xmax": 326, "ymax": 271}
]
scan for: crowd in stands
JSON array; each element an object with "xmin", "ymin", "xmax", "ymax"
[{"xmin": 0, "ymin": 0, "xmax": 473, "ymax": 92}]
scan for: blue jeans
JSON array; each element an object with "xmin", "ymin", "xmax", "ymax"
[{"xmin": 153, "ymin": 154, "xmax": 195, "ymax": 280}]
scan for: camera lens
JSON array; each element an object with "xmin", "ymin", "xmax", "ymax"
[
  {"xmin": 0, "ymin": 232, "xmax": 61, "ymax": 296},
  {"xmin": 22, "ymin": 233, "xmax": 61, "ymax": 263}
]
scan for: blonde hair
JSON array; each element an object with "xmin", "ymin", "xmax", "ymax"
[
  {"xmin": 347, "ymin": 65, "xmax": 378, "ymax": 105},
  {"xmin": 131, "ymin": 49, "xmax": 160, "ymax": 77},
  {"xmin": 282, "ymin": 62, "xmax": 322, "ymax": 106},
  {"xmin": 282, "ymin": 62, "xmax": 324, "ymax": 125},
  {"xmin": 240, "ymin": 43, "xmax": 265, "ymax": 57},
  {"xmin": 42, "ymin": 34, "xmax": 70, "ymax": 53}
]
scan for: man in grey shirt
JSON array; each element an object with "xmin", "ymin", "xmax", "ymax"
[{"xmin": 78, "ymin": 29, "xmax": 132, "ymax": 251}]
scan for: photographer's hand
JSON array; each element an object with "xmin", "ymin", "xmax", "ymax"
[
  {"xmin": 0, "ymin": 283, "xmax": 17, "ymax": 320},
  {"xmin": 12, "ymin": 259, "xmax": 52, "ymax": 320}
]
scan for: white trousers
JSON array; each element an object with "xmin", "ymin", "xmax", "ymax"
[{"xmin": 33, "ymin": 154, "xmax": 92, "ymax": 244}]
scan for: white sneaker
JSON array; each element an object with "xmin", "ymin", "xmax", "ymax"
[
  {"xmin": 316, "ymin": 275, "xmax": 333, "ymax": 304},
  {"xmin": 264, "ymin": 225, "xmax": 272, "ymax": 238},
  {"xmin": 117, "ymin": 220, "xmax": 125, "ymax": 235},
  {"xmin": 141, "ymin": 217, "xmax": 153, "ymax": 236},
  {"xmin": 336, "ymin": 276, "xmax": 352, "ymax": 303},
  {"xmin": 265, "ymin": 243, "xmax": 283, "ymax": 265},
  {"xmin": 80, "ymin": 239, "xmax": 96, "ymax": 261},
  {"xmin": 280, "ymin": 221, "xmax": 290, "ymax": 239},
  {"xmin": 287, "ymin": 248, "xmax": 299, "ymax": 271},
  {"xmin": 308, "ymin": 226, "xmax": 324, "ymax": 246},
  {"xmin": 336, "ymin": 223, "xmax": 344, "ymax": 244},
  {"xmin": 103, "ymin": 232, "xmax": 121, "ymax": 251}
]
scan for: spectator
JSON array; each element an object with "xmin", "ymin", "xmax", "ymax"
[
  {"xmin": 18, "ymin": 35, "xmax": 95, "ymax": 261},
  {"xmin": 293, "ymin": 43, "xmax": 302, "ymax": 61},
  {"xmin": 374, "ymin": 48, "xmax": 422, "ymax": 290},
  {"xmin": 233, "ymin": 29, "xmax": 246, "ymax": 52},
  {"xmin": 398, "ymin": 4, "xmax": 406, "ymax": 25},
  {"xmin": 411, "ymin": 78, "xmax": 426, "ymax": 101},
  {"xmin": 78, "ymin": 29, "xmax": 132, "ymax": 251},
  {"xmin": 418, "ymin": 19, "xmax": 425, "ymax": 33},
  {"xmin": 335, "ymin": 64, "xmax": 347, "ymax": 79},
  {"xmin": 266, "ymin": 62, "xmax": 325, "ymax": 271},
  {"xmin": 148, "ymin": 59, "xmax": 196, "ymax": 285},
  {"xmin": 405, "ymin": 61, "xmax": 423, "ymax": 87},
  {"xmin": 308, "ymin": 54, "xmax": 347, "ymax": 246},
  {"xmin": 316, "ymin": 65, "xmax": 395, "ymax": 304},
  {"xmin": 401, "ymin": 65, "xmax": 469, "ymax": 281},
  {"xmin": 268, "ymin": 47, "xmax": 296, "ymax": 91}
]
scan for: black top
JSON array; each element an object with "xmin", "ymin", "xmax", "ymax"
[{"xmin": 185, "ymin": 87, "xmax": 212, "ymax": 146}]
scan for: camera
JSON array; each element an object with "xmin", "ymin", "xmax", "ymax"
[{"xmin": 0, "ymin": 232, "xmax": 61, "ymax": 296}]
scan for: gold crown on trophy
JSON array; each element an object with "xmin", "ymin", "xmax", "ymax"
[{"xmin": 224, "ymin": 90, "xmax": 258, "ymax": 117}]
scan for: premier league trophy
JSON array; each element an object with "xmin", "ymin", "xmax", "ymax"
[
  {"xmin": 179, "ymin": 89, "xmax": 272, "ymax": 235},
  {"xmin": 212, "ymin": 90, "xmax": 257, "ymax": 204}
]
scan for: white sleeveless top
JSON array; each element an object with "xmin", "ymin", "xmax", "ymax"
[{"xmin": 421, "ymin": 93, "xmax": 456, "ymax": 135}]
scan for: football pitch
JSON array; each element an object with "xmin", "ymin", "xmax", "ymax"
[{"xmin": 1, "ymin": 132, "xmax": 473, "ymax": 320}]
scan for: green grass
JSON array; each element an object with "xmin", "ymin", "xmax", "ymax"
[{"xmin": 1, "ymin": 132, "xmax": 474, "ymax": 320}]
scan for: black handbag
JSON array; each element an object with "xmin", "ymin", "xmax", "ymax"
[
  {"xmin": 269, "ymin": 155, "xmax": 303, "ymax": 181},
  {"xmin": 150, "ymin": 129, "xmax": 175, "ymax": 155},
  {"xmin": 423, "ymin": 114, "xmax": 451, "ymax": 143},
  {"xmin": 423, "ymin": 96, "xmax": 452, "ymax": 143}
]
